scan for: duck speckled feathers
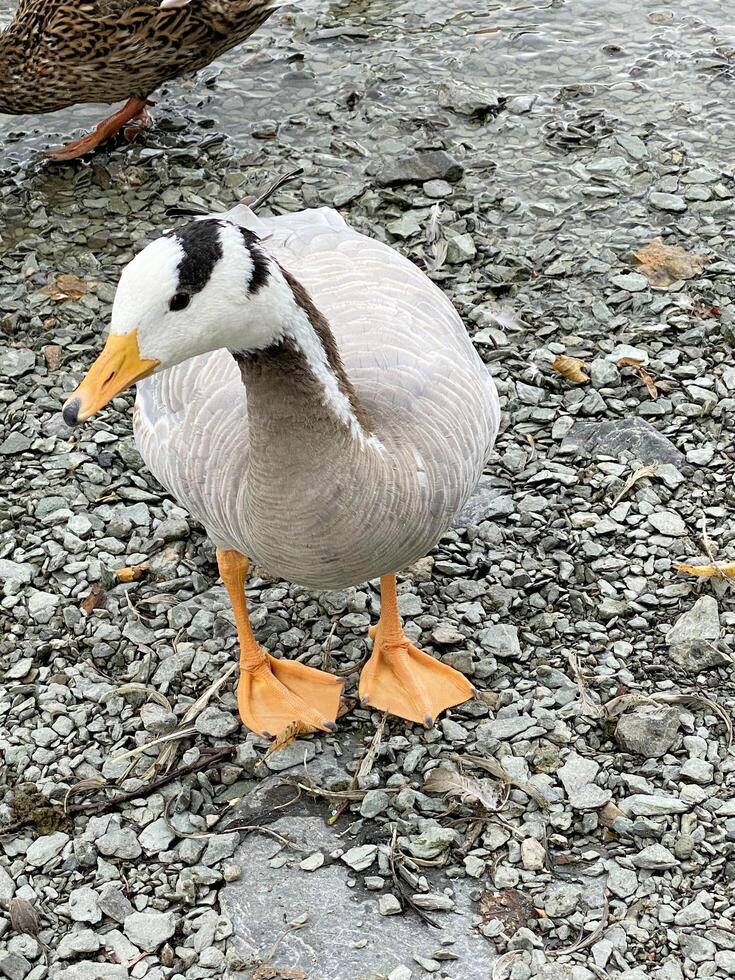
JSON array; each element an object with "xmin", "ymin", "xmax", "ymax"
[{"xmin": 0, "ymin": 0, "xmax": 280, "ymax": 115}]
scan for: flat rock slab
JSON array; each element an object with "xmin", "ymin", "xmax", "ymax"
[{"xmin": 222, "ymin": 814, "xmax": 493, "ymax": 980}]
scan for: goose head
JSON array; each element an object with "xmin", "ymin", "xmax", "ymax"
[{"xmin": 62, "ymin": 217, "xmax": 288, "ymax": 426}]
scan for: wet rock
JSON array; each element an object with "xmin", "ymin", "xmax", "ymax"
[{"xmin": 368, "ymin": 151, "xmax": 464, "ymax": 187}]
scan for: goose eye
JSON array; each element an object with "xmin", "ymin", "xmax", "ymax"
[{"xmin": 169, "ymin": 291, "xmax": 191, "ymax": 312}]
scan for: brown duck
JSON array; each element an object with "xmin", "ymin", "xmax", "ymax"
[{"xmin": 0, "ymin": 0, "xmax": 281, "ymax": 160}]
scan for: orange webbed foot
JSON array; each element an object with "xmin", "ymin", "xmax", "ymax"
[
  {"xmin": 359, "ymin": 625, "xmax": 474, "ymax": 727},
  {"xmin": 238, "ymin": 654, "xmax": 343, "ymax": 738}
]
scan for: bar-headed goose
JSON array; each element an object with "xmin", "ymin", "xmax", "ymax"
[{"xmin": 62, "ymin": 192, "xmax": 500, "ymax": 737}]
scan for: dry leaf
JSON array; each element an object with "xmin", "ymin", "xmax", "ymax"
[
  {"xmin": 40, "ymin": 274, "xmax": 95, "ymax": 302},
  {"xmin": 263, "ymin": 720, "xmax": 317, "ymax": 759},
  {"xmin": 81, "ymin": 583, "xmax": 107, "ymax": 615},
  {"xmin": 424, "ymin": 766, "xmax": 503, "ymax": 811},
  {"xmin": 115, "ymin": 564, "xmax": 148, "ymax": 583},
  {"xmin": 251, "ymin": 967, "xmax": 306, "ymax": 980},
  {"xmin": 479, "ymin": 889, "xmax": 536, "ymax": 935},
  {"xmin": 634, "ymin": 238, "xmax": 708, "ymax": 287},
  {"xmin": 551, "ymin": 355, "xmax": 589, "ymax": 383},
  {"xmin": 673, "ymin": 561, "xmax": 735, "ymax": 579},
  {"xmin": 7, "ymin": 898, "xmax": 40, "ymax": 938},
  {"xmin": 610, "ymin": 464, "xmax": 658, "ymax": 508},
  {"xmin": 617, "ymin": 356, "xmax": 659, "ymax": 400}
]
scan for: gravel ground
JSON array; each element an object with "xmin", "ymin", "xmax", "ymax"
[{"xmin": 1, "ymin": 2, "xmax": 734, "ymax": 980}]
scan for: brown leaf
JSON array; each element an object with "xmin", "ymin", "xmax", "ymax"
[
  {"xmin": 617, "ymin": 357, "xmax": 659, "ymax": 400},
  {"xmin": 634, "ymin": 238, "xmax": 708, "ymax": 287},
  {"xmin": 40, "ymin": 274, "xmax": 95, "ymax": 302},
  {"xmin": 551, "ymin": 355, "xmax": 589, "ymax": 384},
  {"xmin": 115, "ymin": 564, "xmax": 148, "ymax": 583},
  {"xmin": 43, "ymin": 345, "xmax": 63, "ymax": 371},
  {"xmin": 673, "ymin": 561, "xmax": 735, "ymax": 579},
  {"xmin": 251, "ymin": 967, "xmax": 306, "ymax": 980},
  {"xmin": 7, "ymin": 898, "xmax": 40, "ymax": 938},
  {"xmin": 479, "ymin": 889, "xmax": 536, "ymax": 936},
  {"xmin": 263, "ymin": 720, "xmax": 317, "ymax": 759},
  {"xmin": 81, "ymin": 583, "xmax": 107, "ymax": 615}
]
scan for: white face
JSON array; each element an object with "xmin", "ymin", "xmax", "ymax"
[{"xmin": 110, "ymin": 219, "xmax": 286, "ymax": 368}]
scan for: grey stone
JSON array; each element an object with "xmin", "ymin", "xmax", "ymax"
[
  {"xmin": 544, "ymin": 884, "xmax": 582, "ymax": 917},
  {"xmin": 360, "ymin": 789, "xmax": 391, "ymax": 818},
  {"xmin": 648, "ymin": 511, "xmax": 687, "ymax": 537},
  {"xmin": 477, "ymin": 624, "xmax": 520, "ymax": 659},
  {"xmin": 139, "ymin": 817, "xmax": 177, "ymax": 854},
  {"xmin": 607, "ymin": 861, "xmax": 638, "ymax": 899},
  {"xmin": 264, "ymin": 740, "xmax": 316, "ymax": 772},
  {"xmin": 379, "ymin": 894, "xmax": 402, "ymax": 916},
  {"xmin": 27, "ymin": 590, "xmax": 60, "ymax": 624},
  {"xmin": 300, "ymin": 852, "xmax": 325, "ymax": 872},
  {"xmin": 194, "ymin": 704, "xmax": 239, "ymax": 738},
  {"xmin": 680, "ymin": 757, "xmax": 714, "ymax": 785},
  {"xmin": 619, "ymin": 794, "xmax": 689, "ymax": 817},
  {"xmin": 68, "ymin": 886, "xmax": 102, "ymax": 924},
  {"xmin": 561, "ymin": 418, "xmax": 684, "ymax": 466},
  {"xmin": 26, "ymin": 832, "xmax": 69, "ymax": 867},
  {"xmin": 123, "ymin": 910, "xmax": 176, "ymax": 952},
  {"xmin": 0, "ymin": 560, "xmax": 32, "ymax": 585},
  {"xmin": 407, "ymin": 826, "xmax": 457, "ymax": 860},
  {"xmin": 0, "ymin": 347, "xmax": 35, "ymax": 377},
  {"xmin": 0, "ymin": 953, "xmax": 31, "ymax": 980},
  {"xmin": 369, "ymin": 150, "xmax": 464, "ymax": 187},
  {"xmin": 674, "ymin": 899, "xmax": 710, "ymax": 926},
  {"xmin": 667, "ymin": 597, "xmax": 727, "ymax": 671},
  {"xmin": 667, "ymin": 595, "xmax": 720, "ymax": 645},
  {"xmin": 97, "ymin": 827, "xmax": 142, "ymax": 860},
  {"xmin": 631, "ymin": 844, "xmax": 677, "ymax": 869},
  {"xmin": 57, "ymin": 928, "xmax": 101, "ymax": 958},
  {"xmin": 650, "ymin": 192, "xmax": 687, "ymax": 212},
  {"xmin": 615, "ymin": 706, "xmax": 680, "ymax": 758},
  {"xmin": 341, "ymin": 844, "xmax": 377, "ymax": 871},
  {"xmin": 611, "ymin": 272, "xmax": 648, "ymax": 292}
]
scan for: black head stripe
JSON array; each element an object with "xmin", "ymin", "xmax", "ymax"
[
  {"xmin": 239, "ymin": 227, "xmax": 270, "ymax": 294},
  {"xmin": 173, "ymin": 219, "xmax": 224, "ymax": 296}
]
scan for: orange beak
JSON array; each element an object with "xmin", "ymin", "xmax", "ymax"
[{"xmin": 62, "ymin": 330, "xmax": 159, "ymax": 427}]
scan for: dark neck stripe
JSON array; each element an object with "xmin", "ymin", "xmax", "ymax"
[
  {"xmin": 239, "ymin": 227, "xmax": 270, "ymax": 294},
  {"xmin": 169, "ymin": 219, "xmax": 223, "ymax": 296}
]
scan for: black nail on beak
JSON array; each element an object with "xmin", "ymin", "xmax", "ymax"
[{"xmin": 62, "ymin": 398, "xmax": 81, "ymax": 427}]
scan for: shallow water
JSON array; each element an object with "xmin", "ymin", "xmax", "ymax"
[{"xmin": 0, "ymin": 0, "xmax": 733, "ymax": 171}]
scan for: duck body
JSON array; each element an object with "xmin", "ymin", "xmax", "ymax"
[
  {"xmin": 64, "ymin": 199, "xmax": 501, "ymax": 734},
  {"xmin": 133, "ymin": 206, "xmax": 500, "ymax": 590},
  {"xmin": 0, "ymin": 0, "xmax": 279, "ymax": 115}
]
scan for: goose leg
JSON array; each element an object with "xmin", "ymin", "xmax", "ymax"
[
  {"xmin": 359, "ymin": 573, "xmax": 475, "ymax": 727},
  {"xmin": 44, "ymin": 97, "xmax": 153, "ymax": 161},
  {"xmin": 217, "ymin": 548, "xmax": 343, "ymax": 738}
]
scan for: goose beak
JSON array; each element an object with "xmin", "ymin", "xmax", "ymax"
[{"xmin": 62, "ymin": 330, "xmax": 159, "ymax": 427}]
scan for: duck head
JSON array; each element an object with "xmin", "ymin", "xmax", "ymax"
[{"xmin": 62, "ymin": 217, "xmax": 284, "ymax": 426}]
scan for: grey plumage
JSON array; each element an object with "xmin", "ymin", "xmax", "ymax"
[{"xmin": 134, "ymin": 206, "xmax": 500, "ymax": 589}]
